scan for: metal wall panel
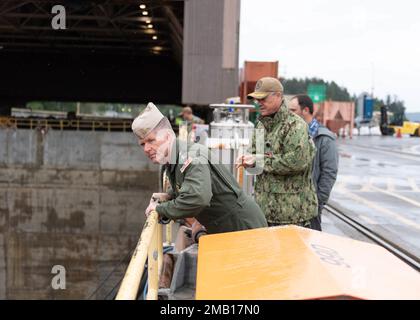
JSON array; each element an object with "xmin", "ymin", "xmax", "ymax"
[{"xmin": 183, "ymin": 0, "xmax": 240, "ymax": 105}]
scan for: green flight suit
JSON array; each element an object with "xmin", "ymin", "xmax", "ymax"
[
  {"xmin": 251, "ymin": 100, "xmax": 318, "ymax": 225},
  {"xmin": 156, "ymin": 140, "xmax": 267, "ymax": 234}
]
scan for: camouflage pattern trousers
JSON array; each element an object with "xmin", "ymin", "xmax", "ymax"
[
  {"xmin": 267, "ymin": 220, "xmax": 311, "ymax": 228},
  {"xmin": 255, "ymin": 191, "xmax": 318, "ymax": 227}
]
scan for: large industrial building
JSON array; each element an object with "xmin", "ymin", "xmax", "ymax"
[{"xmin": 0, "ymin": 0, "xmax": 240, "ymax": 111}]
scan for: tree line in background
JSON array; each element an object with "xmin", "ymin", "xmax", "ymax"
[
  {"xmin": 374, "ymin": 95, "xmax": 407, "ymax": 122},
  {"xmin": 281, "ymin": 77, "xmax": 407, "ymax": 120},
  {"xmin": 281, "ymin": 77, "xmax": 352, "ymax": 102}
]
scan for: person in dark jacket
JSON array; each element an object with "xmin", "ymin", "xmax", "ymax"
[
  {"xmin": 289, "ymin": 95, "xmax": 339, "ymax": 231},
  {"xmin": 131, "ymin": 102, "xmax": 267, "ymax": 235}
]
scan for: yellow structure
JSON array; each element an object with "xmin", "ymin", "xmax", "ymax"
[
  {"xmin": 116, "ymin": 210, "xmax": 163, "ymax": 300},
  {"xmin": 196, "ymin": 226, "xmax": 420, "ymax": 300},
  {"xmin": 390, "ymin": 121, "xmax": 420, "ymax": 136}
]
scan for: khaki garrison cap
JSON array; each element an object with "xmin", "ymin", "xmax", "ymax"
[
  {"xmin": 247, "ymin": 77, "xmax": 284, "ymax": 100},
  {"xmin": 132, "ymin": 102, "xmax": 165, "ymax": 139},
  {"xmin": 178, "ymin": 106, "xmax": 193, "ymax": 116}
]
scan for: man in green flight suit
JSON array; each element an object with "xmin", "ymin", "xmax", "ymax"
[
  {"xmin": 131, "ymin": 102, "xmax": 267, "ymax": 235},
  {"xmin": 236, "ymin": 77, "xmax": 319, "ymax": 229}
]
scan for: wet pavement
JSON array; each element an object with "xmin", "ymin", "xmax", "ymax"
[{"xmin": 322, "ymin": 135, "xmax": 420, "ymax": 258}]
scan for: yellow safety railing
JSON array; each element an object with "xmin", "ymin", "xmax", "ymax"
[
  {"xmin": 0, "ymin": 117, "xmax": 17, "ymax": 128},
  {"xmin": 0, "ymin": 117, "xmax": 133, "ymax": 132},
  {"xmin": 115, "ymin": 211, "xmax": 173, "ymax": 300}
]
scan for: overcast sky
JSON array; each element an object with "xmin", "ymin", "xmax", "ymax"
[{"xmin": 239, "ymin": 0, "xmax": 420, "ymax": 112}]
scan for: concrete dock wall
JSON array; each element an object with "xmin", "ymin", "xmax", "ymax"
[{"xmin": 0, "ymin": 128, "xmax": 159, "ymax": 299}]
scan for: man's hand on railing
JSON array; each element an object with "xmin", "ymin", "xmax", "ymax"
[
  {"xmin": 145, "ymin": 193, "xmax": 171, "ymax": 218},
  {"xmin": 144, "ymin": 200, "xmax": 158, "ymax": 218},
  {"xmin": 191, "ymin": 220, "xmax": 207, "ymax": 243},
  {"xmin": 151, "ymin": 193, "xmax": 171, "ymax": 202}
]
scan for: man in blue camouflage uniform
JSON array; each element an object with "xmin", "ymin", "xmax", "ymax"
[{"xmin": 236, "ymin": 77, "xmax": 319, "ymax": 229}]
